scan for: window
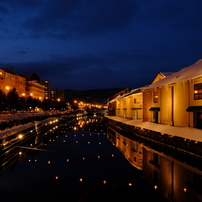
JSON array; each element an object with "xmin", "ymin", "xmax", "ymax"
[
  {"xmin": 153, "ymin": 170, "xmax": 158, "ymax": 183},
  {"xmin": 132, "ymin": 141, "xmax": 138, "ymax": 152},
  {"xmin": 153, "ymin": 153, "xmax": 158, "ymax": 164},
  {"xmin": 153, "ymin": 92, "xmax": 158, "ymax": 103},
  {"xmin": 134, "ymin": 98, "xmax": 137, "ymax": 103},
  {"xmin": 194, "ymin": 83, "xmax": 202, "ymax": 100}
]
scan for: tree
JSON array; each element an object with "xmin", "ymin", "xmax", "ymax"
[
  {"xmin": 26, "ymin": 96, "xmax": 41, "ymax": 110},
  {"xmin": 7, "ymin": 88, "xmax": 20, "ymax": 113},
  {"xmin": 0, "ymin": 90, "xmax": 7, "ymax": 112},
  {"xmin": 41, "ymin": 98, "xmax": 52, "ymax": 111}
]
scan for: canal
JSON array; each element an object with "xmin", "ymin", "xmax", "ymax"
[{"xmin": 0, "ymin": 115, "xmax": 168, "ymax": 202}]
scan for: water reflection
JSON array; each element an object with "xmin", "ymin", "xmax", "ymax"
[
  {"xmin": 107, "ymin": 127, "xmax": 202, "ymax": 202},
  {"xmin": 0, "ymin": 115, "xmax": 168, "ymax": 202}
]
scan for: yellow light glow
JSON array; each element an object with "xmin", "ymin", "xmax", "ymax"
[
  {"xmin": 18, "ymin": 134, "xmax": 23, "ymax": 139},
  {"xmin": 19, "ymin": 151, "xmax": 22, "ymax": 155},
  {"xmin": 103, "ymin": 180, "xmax": 107, "ymax": 184},
  {"xmin": 128, "ymin": 183, "xmax": 132, "ymax": 186},
  {"xmin": 30, "ymin": 93, "xmax": 33, "ymax": 96},
  {"xmin": 154, "ymin": 185, "xmax": 158, "ymax": 189},
  {"xmin": 194, "ymin": 90, "xmax": 198, "ymax": 94},
  {"xmin": 98, "ymin": 156, "xmax": 100, "ymax": 159},
  {"xmin": 183, "ymin": 188, "xmax": 187, "ymax": 192},
  {"xmin": 22, "ymin": 93, "xmax": 26, "ymax": 96},
  {"xmin": 66, "ymin": 159, "xmax": 69, "ymax": 162},
  {"xmin": 55, "ymin": 176, "xmax": 59, "ymax": 180},
  {"xmin": 79, "ymin": 178, "xmax": 83, "ymax": 182},
  {"xmin": 48, "ymin": 161, "xmax": 51, "ymax": 164},
  {"xmin": 5, "ymin": 86, "xmax": 10, "ymax": 90}
]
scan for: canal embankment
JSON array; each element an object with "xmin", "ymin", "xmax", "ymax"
[
  {"xmin": 104, "ymin": 115, "xmax": 202, "ymax": 156},
  {"xmin": 0, "ymin": 113, "xmax": 65, "ymax": 141}
]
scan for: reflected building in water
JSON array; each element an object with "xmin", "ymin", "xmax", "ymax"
[{"xmin": 107, "ymin": 128, "xmax": 202, "ymax": 202}]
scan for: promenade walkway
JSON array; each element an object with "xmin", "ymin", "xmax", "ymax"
[{"xmin": 105, "ymin": 115, "xmax": 202, "ymax": 142}]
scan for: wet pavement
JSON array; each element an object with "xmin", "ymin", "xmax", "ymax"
[{"xmin": 0, "ymin": 116, "xmax": 168, "ymax": 202}]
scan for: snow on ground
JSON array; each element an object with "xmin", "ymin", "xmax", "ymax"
[{"xmin": 106, "ymin": 115, "xmax": 202, "ymax": 142}]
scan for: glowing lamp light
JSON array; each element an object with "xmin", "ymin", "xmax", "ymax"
[
  {"xmin": 88, "ymin": 142, "xmax": 90, "ymax": 144},
  {"xmin": 48, "ymin": 161, "xmax": 51, "ymax": 164},
  {"xmin": 98, "ymin": 156, "xmax": 100, "ymax": 159},
  {"xmin": 112, "ymin": 154, "xmax": 114, "ymax": 157},
  {"xmin": 183, "ymin": 188, "xmax": 187, "ymax": 192},
  {"xmin": 128, "ymin": 183, "xmax": 132, "ymax": 186},
  {"xmin": 19, "ymin": 151, "xmax": 22, "ymax": 155},
  {"xmin": 154, "ymin": 185, "xmax": 158, "ymax": 189},
  {"xmin": 79, "ymin": 178, "xmax": 83, "ymax": 182},
  {"xmin": 55, "ymin": 176, "xmax": 59, "ymax": 180},
  {"xmin": 18, "ymin": 134, "xmax": 23, "ymax": 139},
  {"xmin": 66, "ymin": 159, "xmax": 69, "ymax": 162},
  {"xmin": 194, "ymin": 90, "xmax": 198, "ymax": 94},
  {"xmin": 103, "ymin": 180, "xmax": 107, "ymax": 184},
  {"xmin": 82, "ymin": 157, "xmax": 85, "ymax": 160}
]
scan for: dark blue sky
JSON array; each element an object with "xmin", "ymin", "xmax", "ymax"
[{"xmin": 0, "ymin": 0, "xmax": 202, "ymax": 90}]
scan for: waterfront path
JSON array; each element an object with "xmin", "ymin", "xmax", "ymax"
[{"xmin": 105, "ymin": 115, "xmax": 202, "ymax": 142}]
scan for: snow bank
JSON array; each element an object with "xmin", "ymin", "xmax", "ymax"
[{"xmin": 106, "ymin": 116, "xmax": 202, "ymax": 142}]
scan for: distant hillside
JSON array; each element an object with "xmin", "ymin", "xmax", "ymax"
[{"xmin": 64, "ymin": 88, "xmax": 123, "ymax": 104}]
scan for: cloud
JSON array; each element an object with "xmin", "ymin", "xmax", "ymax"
[
  {"xmin": 0, "ymin": 5, "xmax": 8, "ymax": 14},
  {"xmin": 22, "ymin": 0, "xmax": 137, "ymax": 38},
  {"xmin": 14, "ymin": 50, "xmax": 28, "ymax": 54},
  {"xmin": 0, "ymin": 0, "xmax": 41, "ymax": 8}
]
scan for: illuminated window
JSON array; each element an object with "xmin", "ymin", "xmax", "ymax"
[
  {"xmin": 132, "ymin": 141, "xmax": 138, "ymax": 152},
  {"xmin": 153, "ymin": 92, "xmax": 158, "ymax": 103},
  {"xmin": 194, "ymin": 83, "xmax": 202, "ymax": 100}
]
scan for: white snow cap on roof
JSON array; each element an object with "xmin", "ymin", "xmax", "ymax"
[{"xmin": 145, "ymin": 59, "xmax": 202, "ymax": 89}]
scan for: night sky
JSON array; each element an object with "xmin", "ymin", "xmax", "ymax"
[{"xmin": 0, "ymin": 0, "xmax": 202, "ymax": 90}]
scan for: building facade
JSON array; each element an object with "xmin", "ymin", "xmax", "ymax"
[
  {"xmin": 108, "ymin": 60, "xmax": 202, "ymax": 130},
  {"xmin": 0, "ymin": 68, "xmax": 26, "ymax": 96},
  {"xmin": 51, "ymin": 88, "xmax": 65, "ymax": 102},
  {"xmin": 143, "ymin": 60, "xmax": 202, "ymax": 129},
  {"xmin": 41, "ymin": 80, "xmax": 51, "ymax": 99},
  {"xmin": 23, "ymin": 72, "xmax": 45, "ymax": 101}
]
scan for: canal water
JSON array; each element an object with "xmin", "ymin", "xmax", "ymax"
[{"xmin": 0, "ymin": 116, "xmax": 168, "ymax": 202}]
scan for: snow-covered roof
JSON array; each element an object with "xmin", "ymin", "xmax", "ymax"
[
  {"xmin": 109, "ymin": 88, "xmax": 143, "ymax": 102},
  {"xmin": 145, "ymin": 59, "xmax": 202, "ymax": 89}
]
